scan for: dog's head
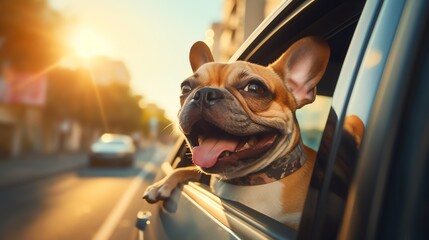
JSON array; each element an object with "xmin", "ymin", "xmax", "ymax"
[{"xmin": 178, "ymin": 37, "xmax": 330, "ymax": 179}]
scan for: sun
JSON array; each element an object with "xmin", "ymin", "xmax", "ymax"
[{"xmin": 68, "ymin": 27, "xmax": 112, "ymax": 59}]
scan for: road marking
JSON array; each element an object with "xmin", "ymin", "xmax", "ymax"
[{"xmin": 92, "ymin": 163, "xmax": 157, "ymax": 240}]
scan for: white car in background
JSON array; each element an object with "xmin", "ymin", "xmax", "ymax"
[{"xmin": 89, "ymin": 133, "xmax": 136, "ymax": 167}]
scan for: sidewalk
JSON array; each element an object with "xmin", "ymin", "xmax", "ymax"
[{"xmin": 0, "ymin": 152, "xmax": 87, "ymax": 188}]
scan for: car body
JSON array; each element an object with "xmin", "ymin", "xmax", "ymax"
[
  {"xmin": 89, "ymin": 133, "xmax": 136, "ymax": 167},
  {"xmin": 136, "ymin": 0, "xmax": 429, "ymax": 239}
]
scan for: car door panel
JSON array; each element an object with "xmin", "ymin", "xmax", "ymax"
[{"xmin": 140, "ymin": 161, "xmax": 296, "ymax": 239}]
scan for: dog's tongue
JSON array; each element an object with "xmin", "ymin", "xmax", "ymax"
[{"xmin": 192, "ymin": 136, "xmax": 239, "ymax": 168}]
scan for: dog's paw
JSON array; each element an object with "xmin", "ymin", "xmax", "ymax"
[
  {"xmin": 142, "ymin": 166, "xmax": 201, "ymax": 204},
  {"xmin": 142, "ymin": 178, "xmax": 177, "ymax": 203}
]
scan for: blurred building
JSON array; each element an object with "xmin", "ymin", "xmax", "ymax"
[
  {"xmin": 0, "ymin": 105, "xmax": 21, "ymax": 158},
  {"xmin": 88, "ymin": 56, "xmax": 130, "ymax": 86},
  {"xmin": 0, "ymin": 64, "xmax": 48, "ymax": 158},
  {"xmin": 209, "ymin": 0, "xmax": 282, "ymax": 62}
]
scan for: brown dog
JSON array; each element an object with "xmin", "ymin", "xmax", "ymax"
[{"xmin": 143, "ymin": 37, "xmax": 330, "ymax": 229}]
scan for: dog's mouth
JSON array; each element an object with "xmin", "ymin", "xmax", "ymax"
[{"xmin": 187, "ymin": 120, "xmax": 278, "ymax": 172}]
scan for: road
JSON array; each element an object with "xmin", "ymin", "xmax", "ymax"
[{"xmin": 0, "ymin": 143, "xmax": 171, "ymax": 240}]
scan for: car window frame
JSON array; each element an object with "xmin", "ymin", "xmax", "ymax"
[
  {"xmin": 299, "ymin": 0, "xmax": 412, "ymax": 238},
  {"xmin": 339, "ymin": 0, "xmax": 429, "ymax": 239}
]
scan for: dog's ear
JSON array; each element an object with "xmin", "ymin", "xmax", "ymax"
[
  {"xmin": 270, "ymin": 37, "xmax": 330, "ymax": 108},
  {"xmin": 189, "ymin": 41, "xmax": 214, "ymax": 72}
]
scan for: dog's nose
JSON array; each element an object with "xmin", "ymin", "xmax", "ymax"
[{"xmin": 192, "ymin": 88, "xmax": 224, "ymax": 106}]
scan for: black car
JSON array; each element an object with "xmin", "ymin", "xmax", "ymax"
[{"xmin": 136, "ymin": 0, "xmax": 429, "ymax": 239}]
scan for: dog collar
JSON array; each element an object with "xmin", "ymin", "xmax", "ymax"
[{"xmin": 224, "ymin": 142, "xmax": 306, "ymax": 186}]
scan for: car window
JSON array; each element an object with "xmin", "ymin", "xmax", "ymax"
[
  {"xmin": 296, "ymin": 96, "xmax": 331, "ymax": 151},
  {"xmin": 163, "ymin": 0, "xmax": 368, "ymax": 235}
]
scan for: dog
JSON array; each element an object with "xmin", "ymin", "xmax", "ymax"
[{"xmin": 143, "ymin": 36, "xmax": 330, "ymax": 230}]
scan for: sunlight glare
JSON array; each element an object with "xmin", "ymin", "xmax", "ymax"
[{"xmin": 69, "ymin": 27, "xmax": 113, "ymax": 59}]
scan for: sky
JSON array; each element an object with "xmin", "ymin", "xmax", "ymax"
[{"xmin": 49, "ymin": 0, "xmax": 222, "ymax": 120}]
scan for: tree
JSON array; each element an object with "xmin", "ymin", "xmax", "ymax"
[
  {"xmin": 96, "ymin": 82, "xmax": 142, "ymax": 133},
  {"xmin": 141, "ymin": 103, "xmax": 174, "ymax": 139},
  {"xmin": 0, "ymin": 0, "xmax": 68, "ymax": 72},
  {"xmin": 45, "ymin": 68, "xmax": 80, "ymax": 119},
  {"xmin": 45, "ymin": 66, "xmax": 144, "ymax": 133}
]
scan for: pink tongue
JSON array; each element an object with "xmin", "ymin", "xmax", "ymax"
[{"xmin": 192, "ymin": 136, "xmax": 239, "ymax": 168}]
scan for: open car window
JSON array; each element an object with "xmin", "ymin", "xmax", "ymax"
[
  {"xmin": 151, "ymin": 1, "xmax": 372, "ymax": 239},
  {"xmin": 296, "ymin": 96, "xmax": 332, "ymax": 151}
]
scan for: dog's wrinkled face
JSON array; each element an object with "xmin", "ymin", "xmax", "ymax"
[{"xmin": 178, "ymin": 37, "xmax": 330, "ymax": 179}]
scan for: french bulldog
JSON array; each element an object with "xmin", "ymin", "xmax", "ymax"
[{"xmin": 143, "ymin": 36, "xmax": 330, "ymax": 229}]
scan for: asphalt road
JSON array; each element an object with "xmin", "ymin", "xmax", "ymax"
[{"xmin": 0, "ymin": 143, "xmax": 171, "ymax": 240}]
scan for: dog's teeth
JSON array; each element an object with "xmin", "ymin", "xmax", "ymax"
[
  {"xmin": 248, "ymin": 137, "xmax": 257, "ymax": 146},
  {"xmin": 198, "ymin": 136, "xmax": 204, "ymax": 145},
  {"xmin": 243, "ymin": 142, "xmax": 251, "ymax": 149}
]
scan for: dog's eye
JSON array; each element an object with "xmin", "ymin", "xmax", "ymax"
[
  {"xmin": 243, "ymin": 81, "xmax": 266, "ymax": 94},
  {"xmin": 181, "ymin": 83, "xmax": 192, "ymax": 95}
]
